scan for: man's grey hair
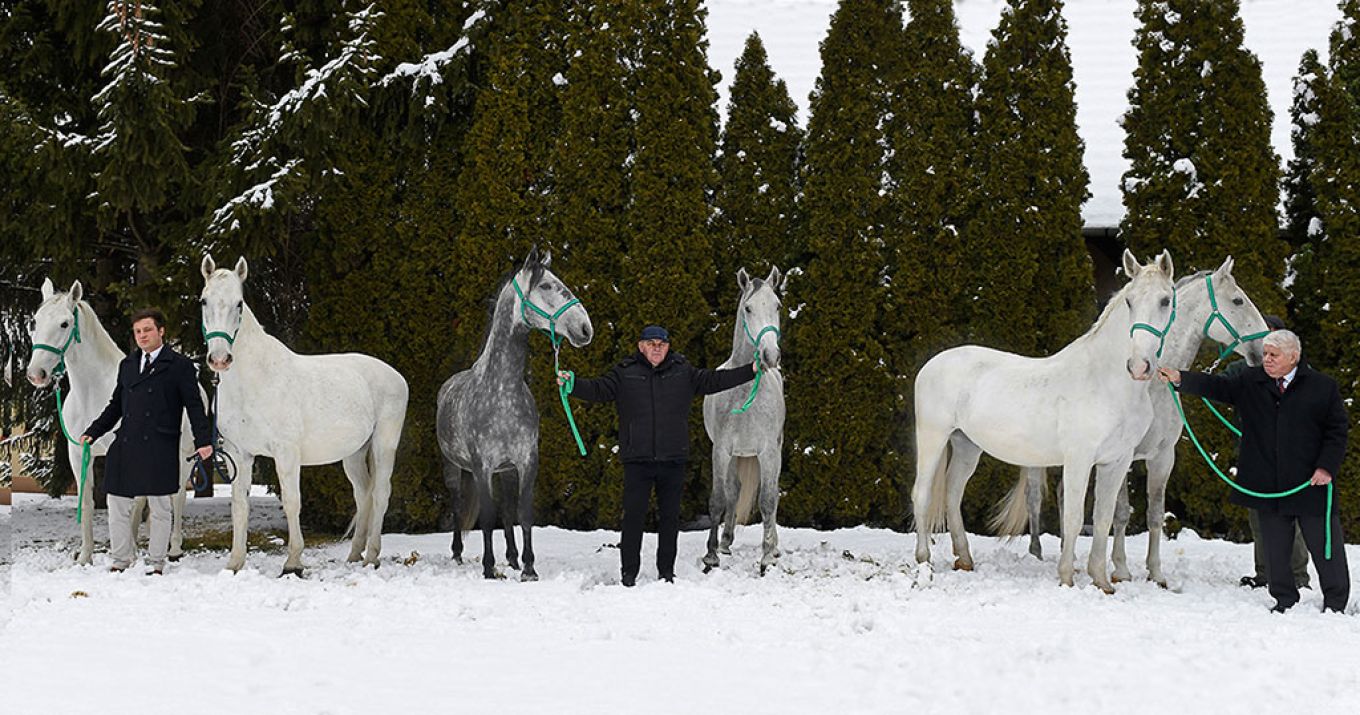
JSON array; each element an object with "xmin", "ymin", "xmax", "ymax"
[{"xmin": 1264, "ymin": 329, "xmax": 1302, "ymax": 356}]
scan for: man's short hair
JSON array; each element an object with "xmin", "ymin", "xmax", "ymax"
[
  {"xmin": 131, "ymin": 307, "xmax": 166, "ymax": 329},
  {"xmin": 1263, "ymin": 329, "xmax": 1301, "ymax": 356}
]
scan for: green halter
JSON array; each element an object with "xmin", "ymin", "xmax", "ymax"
[
  {"xmin": 31, "ymin": 308, "xmax": 82, "ymax": 378},
  {"xmin": 513, "ymin": 277, "xmax": 587, "ymax": 456},
  {"xmin": 1201, "ymin": 274, "xmax": 1271, "ymax": 362},
  {"xmin": 1128, "ymin": 288, "xmax": 1177, "ymax": 359},
  {"xmin": 731, "ymin": 315, "xmax": 781, "ymax": 415}
]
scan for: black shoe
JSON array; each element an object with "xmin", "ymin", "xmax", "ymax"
[
  {"xmin": 1270, "ymin": 602, "xmax": 1293, "ymax": 614},
  {"xmin": 621, "ymin": 573, "xmax": 636, "ymax": 588},
  {"xmin": 1239, "ymin": 575, "xmax": 1266, "ymax": 589}
]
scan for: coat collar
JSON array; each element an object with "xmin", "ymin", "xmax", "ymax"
[{"xmin": 126, "ymin": 346, "xmax": 176, "ymax": 385}]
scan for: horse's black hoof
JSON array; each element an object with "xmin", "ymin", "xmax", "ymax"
[
  {"xmin": 507, "ymin": 558, "xmax": 521, "ymax": 571},
  {"xmin": 279, "ymin": 567, "xmax": 304, "ymax": 579},
  {"xmin": 702, "ymin": 564, "xmax": 715, "ymax": 574},
  {"xmin": 167, "ymin": 554, "xmax": 183, "ymax": 563},
  {"xmin": 521, "ymin": 571, "xmax": 539, "ymax": 582}
]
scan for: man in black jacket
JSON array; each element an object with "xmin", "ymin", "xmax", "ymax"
[
  {"xmin": 1159, "ymin": 330, "xmax": 1350, "ymax": 613},
  {"xmin": 82, "ymin": 308, "xmax": 212, "ymax": 574},
  {"xmin": 562, "ymin": 325, "xmax": 755, "ymax": 586}
]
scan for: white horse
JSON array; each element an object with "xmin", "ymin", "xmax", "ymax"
[
  {"xmin": 25, "ymin": 278, "xmax": 199, "ymax": 565},
  {"xmin": 702, "ymin": 267, "xmax": 786, "ymax": 575},
  {"xmin": 993, "ymin": 257, "xmax": 1267, "ymax": 586},
  {"xmin": 200, "ymin": 255, "xmax": 409, "ymax": 576},
  {"xmin": 912, "ymin": 250, "xmax": 1175, "ymax": 592}
]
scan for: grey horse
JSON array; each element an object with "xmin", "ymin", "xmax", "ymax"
[
  {"xmin": 702, "ymin": 267, "xmax": 786, "ymax": 575},
  {"xmin": 436, "ymin": 247, "xmax": 592, "ymax": 580}
]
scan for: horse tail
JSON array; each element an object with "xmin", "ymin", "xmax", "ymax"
[
  {"xmin": 924, "ymin": 443, "xmax": 951, "ymax": 534},
  {"xmin": 733, "ymin": 456, "xmax": 760, "ymax": 526},
  {"xmin": 458, "ymin": 471, "xmax": 479, "ymax": 533},
  {"xmin": 991, "ymin": 469, "xmax": 1037, "ymax": 537}
]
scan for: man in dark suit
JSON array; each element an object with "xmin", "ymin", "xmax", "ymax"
[
  {"xmin": 1159, "ymin": 330, "xmax": 1350, "ymax": 613},
  {"xmin": 82, "ymin": 308, "xmax": 212, "ymax": 574},
  {"xmin": 560, "ymin": 325, "xmax": 755, "ymax": 587}
]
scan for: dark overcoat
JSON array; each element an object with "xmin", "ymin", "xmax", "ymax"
[
  {"xmin": 85, "ymin": 347, "xmax": 211, "ymax": 498},
  {"xmin": 571, "ymin": 351, "xmax": 755, "ymax": 463},
  {"xmin": 1179, "ymin": 364, "xmax": 1349, "ymax": 516}
]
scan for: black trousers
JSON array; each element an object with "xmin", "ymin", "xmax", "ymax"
[
  {"xmin": 1260, "ymin": 510, "xmax": 1349, "ymax": 612},
  {"xmin": 621, "ymin": 461, "xmax": 687, "ymax": 580}
]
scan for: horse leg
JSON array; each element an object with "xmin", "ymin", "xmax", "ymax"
[
  {"xmin": 1144, "ymin": 447, "xmax": 1174, "ymax": 588},
  {"xmin": 441, "ymin": 460, "xmax": 463, "ymax": 562},
  {"xmin": 912, "ymin": 427, "xmax": 951, "ymax": 566},
  {"xmin": 1023, "ymin": 467, "xmax": 1044, "ymax": 559},
  {"xmin": 275, "ymin": 451, "xmax": 306, "ymax": 577},
  {"xmin": 69, "ymin": 443, "xmax": 96, "ymax": 565},
  {"xmin": 364, "ymin": 407, "xmax": 403, "ymax": 567},
  {"xmin": 757, "ymin": 446, "xmax": 782, "ymax": 576},
  {"xmin": 342, "ymin": 451, "xmax": 372, "ymax": 564},
  {"xmin": 720, "ymin": 460, "xmax": 742, "ymax": 556},
  {"xmin": 945, "ymin": 434, "xmax": 983, "ymax": 571},
  {"xmin": 1111, "ymin": 474, "xmax": 1133, "ymax": 582},
  {"xmin": 499, "ymin": 470, "xmax": 521, "ymax": 571},
  {"xmin": 475, "ymin": 468, "xmax": 499, "ymax": 579},
  {"xmin": 1057, "ymin": 458, "xmax": 1094, "ymax": 587},
  {"xmin": 518, "ymin": 452, "xmax": 539, "ymax": 581},
  {"xmin": 1087, "ymin": 457, "xmax": 1133, "ymax": 594},
  {"xmin": 168, "ymin": 475, "xmax": 188, "ymax": 561},
  {"xmin": 703, "ymin": 446, "xmax": 728, "ymax": 572},
  {"xmin": 226, "ymin": 448, "xmax": 254, "ymax": 573}
]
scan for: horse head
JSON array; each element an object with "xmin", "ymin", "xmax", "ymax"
[
  {"xmin": 26, "ymin": 277, "xmax": 84, "ymax": 388},
  {"xmin": 200, "ymin": 254, "xmax": 249, "ymax": 372},
  {"xmin": 735, "ymin": 266, "xmax": 785, "ymax": 370},
  {"xmin": 1195, "ymin": 256, "xmax": 1268, "ymax": 366},
  {"xmin": 1121, "ymin": 249, "xmax": 1177, "ymax": 381},
  {"xmin": 513, "ymin": 246, "xmax": 593, "ymax": 348}
]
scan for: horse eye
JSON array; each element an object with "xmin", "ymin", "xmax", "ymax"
[
  {"xmin": 60, "ymin": 321, "xmax": 69, "ymax": 328},
  {"xmin": 236, "ymin": 301, "xmax": 243, "ymax": 310},
  {"xmin": 1160, "ymin": 297, "xmax": 1170, "ymax": 308},
  {"xmin": 1232, "ymin": 298, "xmax": 1244, "ymax": 306},
  {"xmin": 1125, "ymin": 298, "xmax": 1132, "ymax": 309},
  {"xmin": 744, "ymin": 305, "xmax": 752, "ymax": 313}
]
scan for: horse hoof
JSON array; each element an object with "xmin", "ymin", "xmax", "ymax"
[
  {"xmin": 953, "ymin": 559, "xmax": 974, "ymax": 572},
  {"xmin": 521, "ymin": 571, "xmax": 539, "ymax": 582},
  {"xmin": 1099, "ymin": 584, "xmax": 1116, "ymax": 595},
  {"xmin": 507, "ymin": 559, "xmax": 521, "ymax": 571},
  {"xmin": 719, "ymin": 547, "xmax": 732, "ymax": 556},
  {"xmin": 702, "ymin": 564, "xmax": 715, "ymax": 574},
  {"xmin": 483, "ymin": 570, "xmax": 503, "ymax": 580},
  {"xmin": 759, "ymin": 564, "xmax": 769, "ymax": 577},
  {"xmin": 167, "ymin": 554, "xmax": 183, "ymax": 563},
  {"xmin": 279, "ymin": 567, "xmax": 304, "ymax": 578},
  {"xmin": 1154, "ymin": 579, "xmax": 1168, "ymax": 590},
  {"xmin": 452, "ymin": 554, "xmax": 463, "ymax": 565}
]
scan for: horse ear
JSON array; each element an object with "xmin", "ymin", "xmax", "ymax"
[
  {"xmin": 1121, "ymin": 249, "xmax": 1140, "ymax": 278},
  {"xmin": 40, "ymin": 277, "xmax": 54, "ymax": 300},
  {"xmin": 779, "ymin": 268, "xmax": 792, "ymax": 295},
  {"xmin": 69, "ymin": 280, "xmax": 83, "ymax": 304},
  {"xmin": 1157, "ymin": 250, "xmax": 1174, "ymax": 280},
  {"xmin": 736, "ymin": 268, "xmax": 750, "ymax": 293},
  {"xmin": 201, "ymin": 254, "xmax": 216, "ymax": 280},
  {"xmin": 525, "ymin": 244, "xmax": 540, "ymax": 268},
  {"xmin": 541, "ymin": 249, "xmax": 552, "ymax": 268},
  {"xmin": 1215, "ymin": 255, "xmax": 1234, "ymax": 279},
  {"xmin": 765, "ymin": 265, "xmax": 781, "ymax": 289},
  {"xmin": 234, "ymin": 256, "xmax": 249, "ymax": 282}
]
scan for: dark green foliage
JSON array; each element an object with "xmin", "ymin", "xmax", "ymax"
[
  {"xmin": 782, "ymin": 0, "xmax": 902, "ymax": 527},
  {"xmin": 1284, "ymin": 51, "xmax": 1327, "ymax": 375}
]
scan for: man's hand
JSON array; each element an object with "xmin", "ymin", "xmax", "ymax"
[
  {"xmin": 1310, "ymin": 468, "xmax": 1333, "ymax": 486},
  {"xmin": 556, "ymin": 370, "xmax": 573, "ymax": 388},
  {"xmin": 197, "ymin": 445, "xmax": 214, "ymax": 460},
  {"xmin": 80, "ymin": 434, "xmax": 93, "ymax": 444},
  {"xmin": 1156, "ymin": 367, "xmax": 1181, "ymax": 385}
]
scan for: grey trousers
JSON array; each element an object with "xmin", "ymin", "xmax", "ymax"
[
  {"xmin": 107, "ymin": 494, "xmax": 172, "ymax": 569},
  {"xmin": 1248, "ymin": 507, "xmax": 1310, "ymax": 587}
]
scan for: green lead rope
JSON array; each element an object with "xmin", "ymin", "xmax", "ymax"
[
  {"xmin": 1168, "ymin": 382, "xmax": 1333, "ymax": 559},
  {"xmin": 731, "ymin": 321, "xmax": 781, "ymax": 415},
  {"xmin": 53, "ymin": 384, "xmax": 93, "ymax": 524},
  {"xmin": 513, "ymin": 279, "xmax": 587, "ymax": 456}
]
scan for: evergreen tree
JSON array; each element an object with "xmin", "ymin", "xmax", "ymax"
[
  {"xmin": 1122, "ymin": 0, "xmax": 1285, "ymax": 536},
  {"xmin": 714, "ymin": 32, "xmax": 804, "ymax": 279},
  {"xmin": 534, "ymin": 0, "xmax": 637, "ymax": 529},
  {"xmin": 783, "ymin": 0, "xmax": 902, "ymax": 527},
  {"xmin": 1330, "ymin": 0, "xmax": 1360, "ymax": 105},
  {"xmin": 1283, "ymin": 51, "xmax": 1327, "ymax": 360}
]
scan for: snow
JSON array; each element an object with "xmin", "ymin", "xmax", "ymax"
[
  {"xmin": 5, "ymin": 492, "xmax": 1360, "ymax": 713},
  {"xmin": 706, "ymin": 0, "xmax": 1343, "ymax": 227}
]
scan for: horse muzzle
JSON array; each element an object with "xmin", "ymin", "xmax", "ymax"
[
  {"xmin": 565, "ymin": 320, "xmax": 594, "ymax": 348},
  {"xmin": 1127, "ymin": 357, "xmax": 1154, "ymax": 381},
  {"xmin": 26, "ymin": 367, "xmax": 52, "ymax": 388},
  {"xmin": 760, "ymin": 347, "xmax": 781, "ymax": 371},
  {"xmin": 207, "ymin": 352, "xmax": 234, "ymax": 372}
]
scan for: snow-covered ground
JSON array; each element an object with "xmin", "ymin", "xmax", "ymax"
[
  {"xmin": 707, "ymin": 0, "xmax": 1342, "ymax": 226},
  {"xmin": 5, "ymin": 492, "xmax": 1359, "ymax": 714}
]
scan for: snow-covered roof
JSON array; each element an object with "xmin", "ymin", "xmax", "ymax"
[{"xmin": 707, "ymin": 0, "xmax": 1342, "ymax": 227}]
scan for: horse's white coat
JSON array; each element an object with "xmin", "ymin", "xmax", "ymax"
[
  {"xmin": 912, "ymin": 250, "xmax": 1176, "ymax": 592},
  {"xmin": 200, "ymin": 255, "xmax": 409, "ymax": 574}
]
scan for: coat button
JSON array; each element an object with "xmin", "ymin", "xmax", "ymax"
[
  {"xmin": 143, "ymin": 435, "xmax": 149, "ymax": 441},
  {"xmin": 145, "ymin": 411, "xmax": 151, "ymax": 417}
]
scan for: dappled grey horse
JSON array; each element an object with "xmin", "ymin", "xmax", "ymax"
[
  {"xmin": 994, "ymin": 257, "xmax": 1267, "ymax": 586},
  {"xmin": 436, "ymin": 247, "xmax": 592, "ymax": 580},
  {"xmin": 703, "ymin": 267, "xmax": 786, "ymax": 575}
]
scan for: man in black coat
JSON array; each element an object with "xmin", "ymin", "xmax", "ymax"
[
  {"xmin": 561, "ymin": 325, "xmax": 755, "ymax": 586},
  {"xmin": 1159, "ymin": 330, "xmax": 1350, "ymax": 613},
  {"xmin": 82, "ymin": 308, "xmax": 212, "ymax": 574}
]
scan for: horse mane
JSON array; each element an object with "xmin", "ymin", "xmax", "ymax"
[
  {"xmin": 471, "ymin": 257, "xmax": 545, "ymax": 361},
  {"xmin": 1075, "ymin": 264, "xmax": 1172, "ymax": 344},
  {"xmin": 1175, "ymin": 269, "xmax": 1211, "ymax": 290}
]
